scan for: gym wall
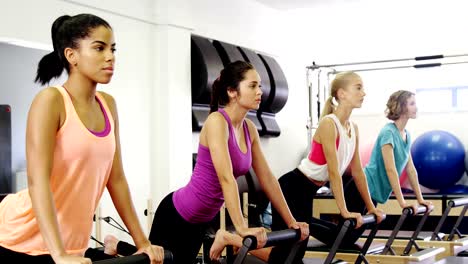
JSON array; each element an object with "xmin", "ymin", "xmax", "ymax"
[{"xmin": 0, "ymin": 43, "xmax": 50, "ymax": 193}]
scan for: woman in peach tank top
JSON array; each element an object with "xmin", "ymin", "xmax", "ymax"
[{"xmin": 0, "ymin": 14, "xmax": 164, "ymax": 264}]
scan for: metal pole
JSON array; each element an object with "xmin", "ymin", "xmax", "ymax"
[
  {"xmin": 306, "ymin": 68, "xmax": 313, "ymax": 154},
  {"xmin": 317, "ymin": 68, "xmax": 322, "ymax": 121},
  {"xmin": 331, "ymin": 60, "xmax": 468, "ymax": 74},
  {"xmin": 306, "ymin": 53, "xmax": 468, "ymax": 69},
  {"xmin": 305, "ymin": 68, "xmax": 335, "ymax": 136}
]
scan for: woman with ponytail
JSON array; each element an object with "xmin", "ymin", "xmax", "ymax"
[
  {"xmin": 103, "ymin": 60, "xmax": 309, "ymax": 264},
  {"xmin": 0, "ymin": 14, "xmax": 164, "ymax": 264},
  {"xmin": 266, "ymin": 71, "xmax": 385, "ymax": 256}
]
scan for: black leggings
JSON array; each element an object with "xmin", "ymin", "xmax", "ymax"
[
  {"xmin": 114, "ymin": 192, "xmax": 212, "ymax": 264},
  {"xmin": 0, "ymin": 246, "xmax": 54, "ymax": 263},
  {"xmin": 269, "ymin": 168, "xmax": 320, "ymax": 264},
  {"xmin": 0, "ymin": 243, "xmax": 119, "ymax": 262},
  {"xmin": 269, "ymin": 169, "xmax": 374, "ymax": 263},
  {"xmin": 342, "ymin": 175, "xmax": 378, "ymax": 243}
]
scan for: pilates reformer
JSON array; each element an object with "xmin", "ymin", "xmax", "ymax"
[
  {"xmin": 391, "ymin": 197, "xmax": 468, "ymax": 261},
  {"xmin": 92, "ymin": 250, "xmax": 173, "ymax": 264},
  {"xmin": 230, "ymin": 228, "xmax": 348, "ymax": 264},
  {"xmin": 306, "ymin": 206, "xmax": 445, "ymax": 263},
  {"xmin": 361, "ymin": 205, "xmax": 445, "ymax": 263},
  {"xmin": 232, "ymin": 228, "xmax": 301, "ymax": 264},
  {"xmin": 365, "ymin": 198, "xmax": 468, "ymax": 261},
  {"xmin": 431, "ymin": 197, "xmax": 468, "ymax": 246},
  {"xmin": 304, "ymin": 214, "xmax": 383, "ymax": 264}
]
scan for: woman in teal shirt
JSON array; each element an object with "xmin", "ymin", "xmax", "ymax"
[{"xmin": 344, "ymin": 90, "xmax": 433, "ymax": 242}]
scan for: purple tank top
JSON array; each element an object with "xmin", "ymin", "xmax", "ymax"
[
  {"xmin": 88, "ymin": 96, "xmax": 111, "ymax": 137},
  {"xmin": 63, "ymin": 88, "xmax": 111, "ymax": 137},
  {"xmin": 173, "ymin": 109, "xmax": 252, "ymax": 223}
]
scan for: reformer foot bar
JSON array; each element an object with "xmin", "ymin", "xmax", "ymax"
[
  {"xmin": 378, "ymin": 198, "xmax": 468, "ymax": 261},
  {"xmin": 92, "ymin": 250, "xmax": 173, "ymax": 264},
  {"xmin": 431, "ymin": 197, "xmax": 468, "ymax": 242},
  {"xmin": 364, "ymin": 205, "xmax": 445, "ymax": 263},
  {"xmin": 429, "ymin": 197, "xmax": 468, "ymax": 257},
  {"xmin": 233, "ymin": 228, "xmax": 302, "ymax": 264},
  {"xmin": 308, "ymin": 207, "xmax": 445, "ymax": 263},
  {"xmin": 305, "ymin": 214, "xmax": 381, "ymax": 264}
]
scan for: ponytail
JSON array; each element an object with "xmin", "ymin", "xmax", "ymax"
[
  {"xmin": 319, "ymin": 96, "xmax": 335, "ymax": 120},
  {"xmin": 210, "ymin": 78, "xmax": 221, "ymax": 113},
  {"xmin": 34, "ymin": 51, "xmax": 64, "ymax": 85},
  {"xmin": 34, "ymin": 15, "xmax": 71, "ymax": 85}
]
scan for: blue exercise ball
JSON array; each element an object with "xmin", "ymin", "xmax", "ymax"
[
  {"xmin": 411, "ymin": 130, "xmax": 465, "ymax": 190},
  {"xmin": 438, "ymin": 185, "xmax": 468, "ymax": 194},
  {"xmin": 465, "ymin": 149, "xmax": 468, "ymax": 173}
]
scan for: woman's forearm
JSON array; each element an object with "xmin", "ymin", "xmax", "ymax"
[{"xmin": 29, "ymin": 181, "xmax": 66, "ymax": 259}]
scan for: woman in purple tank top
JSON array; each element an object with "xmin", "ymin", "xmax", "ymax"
[{"xmin": 103, "ymin": 61, "xmax": 309, "ymax": 264}]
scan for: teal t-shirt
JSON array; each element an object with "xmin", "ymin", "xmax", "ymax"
[{"xmin": 364, "ymin": 123, "xmax": 411, "ymax": 204}]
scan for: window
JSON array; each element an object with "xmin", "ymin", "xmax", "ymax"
[
  {"xmin": 416, "ymin": 86, "xmax": 468, "ymax": 112},
  {"xmin": 456, "ymin": 87, "xmax": 468, "ymax": 110}
]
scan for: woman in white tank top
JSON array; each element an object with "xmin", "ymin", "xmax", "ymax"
[{"xmin": 268, "ymin": 71, "xmax": 386, "ymax": 257}]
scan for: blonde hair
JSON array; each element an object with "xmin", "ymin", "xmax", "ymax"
[
  {"xmin": 385, "ymin": 90, "xmax": 415, "ymax": 121},
  {"xmin": 319, "ymin": 71, "xmax": 361, "ymax": 120}
]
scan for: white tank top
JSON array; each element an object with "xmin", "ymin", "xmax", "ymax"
[{"xmin": 298, "ymin": 114, "xmax": 356, "ymax": 182}]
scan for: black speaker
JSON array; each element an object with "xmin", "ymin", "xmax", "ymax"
[
  {"xmin": 213, "ymin": 40, "xmax": 245, "ymax": 66},
  {"xmin": 0, "ymin": 105, "xmax": 12, "ymax": 194}
]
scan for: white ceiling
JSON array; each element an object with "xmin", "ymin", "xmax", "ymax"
[{"xmin": 252, "ymin": 0, "xmax": 332, "ymax": 10}]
